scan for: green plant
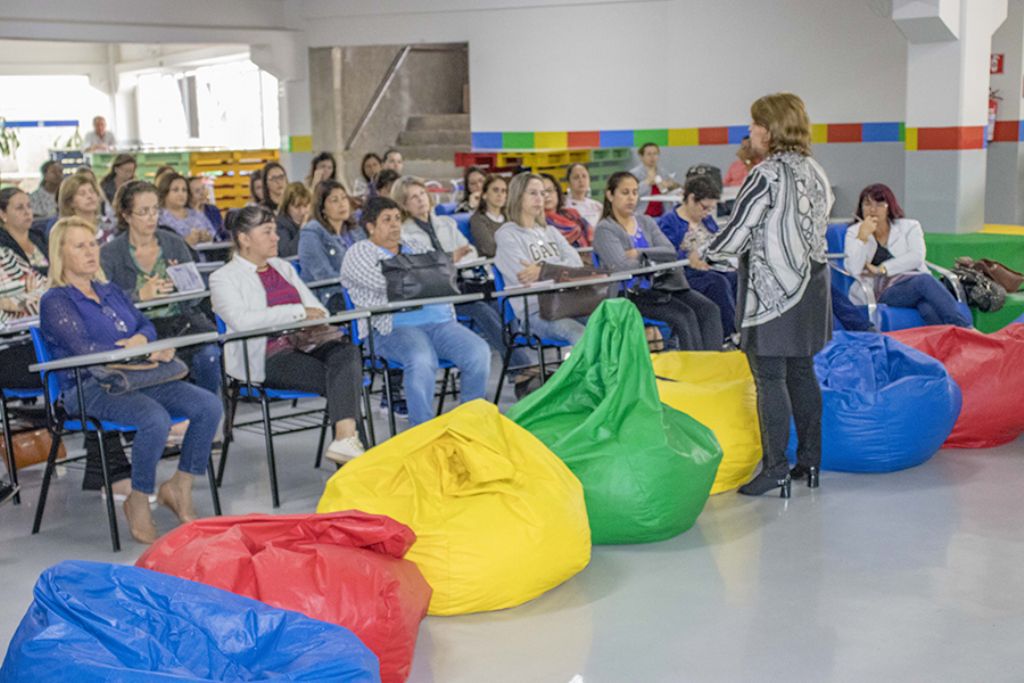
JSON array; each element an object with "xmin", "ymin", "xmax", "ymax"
[{"xmin": 0, "ymin": 117, "xmax": 20, "ymax": 158}]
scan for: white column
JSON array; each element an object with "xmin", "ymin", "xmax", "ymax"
[{"xmin": 986, "ymin": 0, "xmax": 1024, "ymax": 223}]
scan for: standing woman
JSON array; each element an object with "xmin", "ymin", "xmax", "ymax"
[
  {"xmin": 157, "ymin": 173, "xmax": 214, "ymax": 247},
  {"xmin": 100, "ymin": 154, "xmax": 137, "ymax": 203},
  {"xmin": 261, "ymin": 162, "xmax": 288, "ymax": 213},
  {"xmin": 594, "ymin": 172, "xmax": 722, "ymax": 350},
  {"xmin": 102, "ymin": 180, "xmax": 221, "ymax": 395},
  {"xmin": 564, "ymin": 163, "xmax": 603, "ymax": 228},
  {"xmin": 707, "ymin": 93, "xmax": 833, "ymax": 497},
  {"xmin": 469, "ymin": 175, "xmax": 508, "ymax": 258}
]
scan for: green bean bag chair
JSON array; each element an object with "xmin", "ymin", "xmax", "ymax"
[{"xmin": 508, "ymin": 299, "xmax": 722, "ymax": 544}]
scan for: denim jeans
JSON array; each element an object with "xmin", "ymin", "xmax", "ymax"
[
  {"xmin": 880, "ymin": 274, "xmax": 971, "ymax": 327},
  {"xmin": 523, "ymin": 314, "xmax": 588, "ymax": 345},
  {"xmin": 64, "ymin": 379, "xmax": 223, "ymax": 494},
  {"xmin": 685, "ymin": 267, "xmax": 738, "ymax": 337},
  {"xmin": 375, "ymin": 321, "xmax": 491, "ymax": 425},
  {"xmin": 185, "ymin": 342, "xmax": 222, "ymax": 395}
]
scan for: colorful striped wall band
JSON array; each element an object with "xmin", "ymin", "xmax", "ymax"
[
  {"xmin": 2, "ymin": 120, "xmax": 79, "ymax": 128},
  {"xmin": 474, "ymin": 122, "xmax": 1011, "ymax": 151},
  {"xmin": 286, "ymin": 135, "xmax": 313, "ymax": 153}
]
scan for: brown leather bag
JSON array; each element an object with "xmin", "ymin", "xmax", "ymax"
[
  {"xmin": 1, "ymin": 428, "xmax": 66, "ymax": 473},
  {"xmin": 537, "ymin": 262, "xmax": 613, "ymax": 321},
  {"xmin": 957, "ymin": 256, "xmax": 1024, "ymax": 293}
]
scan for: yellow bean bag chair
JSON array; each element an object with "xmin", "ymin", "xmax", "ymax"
[
  {"xmin": 652, "ymin": 351, "xmax": 761, "ymax": 494},
  {"xmin": 318, "ymin": 400, "xmax": 591, "ymax": 616}
]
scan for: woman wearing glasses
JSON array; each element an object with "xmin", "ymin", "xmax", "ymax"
[{"xmin": 658, "ymin": 175, "xmax": 738, "ymax": 341}]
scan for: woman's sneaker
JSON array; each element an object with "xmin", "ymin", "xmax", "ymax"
[
  {"xmin": 377, "ymin": 395, "xmax": 408, "ymax": 419},
  {"xmin": 325, "ymin": 436, "xmax": 366, "ymax": 465}
]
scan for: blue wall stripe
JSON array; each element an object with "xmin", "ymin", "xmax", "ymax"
[
  {"xmin": 860, "ymin": 122, "xmax": 902, "ymax": 142},
  {"xmin": 727, "ymin": 126, "xmax": 748, "ymax": 144},
  {"xmin": 471, "ymin": 132, "xmax": 503, "ymax": 149},
  {"xmin": 599, "ymin": 130, "xmax": 633, "ymax": 148},
  {"xmin": 5, "ymin": 120, "xmax": 79, "ymax": 128}
]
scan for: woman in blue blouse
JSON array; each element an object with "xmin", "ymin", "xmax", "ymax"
[
  {"xmin": 657, "ymin": 175, "xmax": 738, "ymax": 340},
  {"xmin": 40, "ymin": 217, "xmax": 222, "ymax": 544},
  {"xmin": 298, "ymin": 180, "xmax": 366, "ymax": 306}
]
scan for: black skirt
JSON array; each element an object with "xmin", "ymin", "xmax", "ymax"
[{"xmin": 739, "ymin": 260, "xmax": 832, "ymax": 357}]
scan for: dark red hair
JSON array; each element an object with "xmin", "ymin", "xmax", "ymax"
[{"xmin": 855, "ymin": 183, "xmax": 904, "ymax": 221}]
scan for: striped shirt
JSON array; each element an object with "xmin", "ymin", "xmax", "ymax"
[
  {"xmin": 0, "ymin": 247, "xmax": 45, "ymax": 323},
  {"xmin": 707, "ymin": 151, "xmax": 833, "ymax": 328}
]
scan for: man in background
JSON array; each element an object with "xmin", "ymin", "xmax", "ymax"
[
  {"xmin": 83, "ymin": 115, "xmax": 116, "ymax": 152},
  {"xmin": 29, "ymin": 160, "xmax": 63, "ymax": 218}
]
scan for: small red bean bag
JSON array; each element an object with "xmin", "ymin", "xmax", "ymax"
[
  {"xmin": 888, "ymin": 323, "xmax": 1024, "ymax": 448},
  {"xmin": 137, "ymin": 511, "xmax": 430, "ymax": 683}
]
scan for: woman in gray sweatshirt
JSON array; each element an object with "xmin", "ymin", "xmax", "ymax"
[
  {"xmin": 594, "ymin": 171, "xmax": 722, "ymax": 350},
  {"xmin": 493, "ymin": 173, "xmax": 588, "ymax": 345}
]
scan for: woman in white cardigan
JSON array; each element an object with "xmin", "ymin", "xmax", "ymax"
[
  {"xmin": 210, "ymin": 205, "xmax": 367, "ymax": 464},
  {"xmin": 844, "ymin": 184, "xmax": 970, "ymax": 327}
]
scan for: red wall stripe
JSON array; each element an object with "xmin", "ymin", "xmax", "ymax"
[
  {"xmin": 827, "ymin": 124, "xmax": 862, "ymax": 143},
  {"xmin": 916, "ymin": 126, "xmax": 986, "ymax": 150},
  {"xmin": 698, "ymin": 127, "xmax": 729, "ymax": 145},
  {"xmin": 992, "ymin": 120, "xmax": 1019, "ymax": 142},
  {"xmin": 568, "ymin": 131, "xmax": 600, "ymax": 148}
]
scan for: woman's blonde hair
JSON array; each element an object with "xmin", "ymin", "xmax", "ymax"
[
  {"xmin": 48, "ymin": 216, "xmax": 106, "ymax": 287},
  {"xmin": 505, "ymin": 172, "xmax": 546, "ymax": 228},
  {"xmin": 751, "ymin": 92, "xmax": 812, "ymax": 156},
  {"xmin": 279, "ymin": 181, "xmax": 312, "ymax": 217},
  {"xmin": 58, "ymin": 173, "xmax": 103, "ymax": 218},
  {"xmin": 389, "ymin": 176, "xmax": 429, "ymax": 219}
]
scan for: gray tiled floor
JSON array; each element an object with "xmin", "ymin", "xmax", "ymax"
[{"xmin": 2, "ymin": 388, "xmax": 1023, "ymax": 682}]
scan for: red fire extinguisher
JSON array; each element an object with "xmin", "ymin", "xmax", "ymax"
[{"xmin": 988, "ymin": 88, "xmax": 1001, "ymax": 142}]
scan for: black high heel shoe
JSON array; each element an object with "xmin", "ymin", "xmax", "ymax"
[
  {"xmin": 789, "ymin": 464, "xmax": 820, "ymax": 489},
  {"xmin": 738, "ymin": 471, "xmax": 792, "ymax": 498}
]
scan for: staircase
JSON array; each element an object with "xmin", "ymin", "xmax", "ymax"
[{"xmin": 393, "ymin": 113, "xmax": 470, "ymax": 182}]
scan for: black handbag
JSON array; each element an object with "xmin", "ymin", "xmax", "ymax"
[
  {"xmin": 381, "ymin": 252, "xmax": 460, "ymax": 301},
  {"xmin": 90, "ymin": 357, "xmax": 189, "ymax": 396}
]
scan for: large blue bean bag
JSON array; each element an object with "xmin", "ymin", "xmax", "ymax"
[
  {"xmin": 787, "ymin": 331, "xmax": 961, "ymax": 473},
  {"xmin": 1, "ymin": 561, "xmax": 380, "ymax": 683}
]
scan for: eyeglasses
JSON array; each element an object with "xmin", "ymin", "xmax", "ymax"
[
  {"xmin": 266, "ymin": 173, "xmax": 286, "ymax": 183},
  {"xmin": 131, "ymin": 208, "xmax": 160, "ymax": 217}
]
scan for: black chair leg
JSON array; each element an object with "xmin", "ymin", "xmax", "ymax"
[
  {"xmin": 313, "ymin": 409, "xmax": 329, "ymax": 469},
  {"xmin": 95, "ymin": 427, "xmax": 121, "ymax": 552},
  {"xmin": 259, "ymin": 394, "xmax": 280, "ymax": 508},
  {"xmin": 493, "ymin": 347, "xmax": 513, "ymax": 404},
  {"xmin": 0, "ymin": 396, "xmax": 21, "ymax": 505},
  {"xmin": 216, "ymin": 390, "xmax": 238, "ymax": 487},
  {"xmin": 206, "ymin": 452, "xmax": 222, "ymax": 516},
  {"xmin": 436, "ymin": 368, "xmax": 452, "ymax": 415},
  {"xmin": 382, "ymin": 365, "xmax": 397, "ymax": 437},
  {"xmin": 31, "ymin": 432, "xmax": 63, "ymax": 535},
  {"xmin": 362, "ymin": 379, "xmax": 376, "ymax": 447}
]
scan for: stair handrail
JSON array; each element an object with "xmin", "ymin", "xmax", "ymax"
[{"xmin": 344, "ymin": 45, "xmax": 413, "ymax": 151}]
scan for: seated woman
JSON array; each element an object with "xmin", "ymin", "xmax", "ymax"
[
  {"xmin": 629, "ymin": 142, "xmax": 680, "ymax": 218},
  {"xmin": 595, "ymin": 172, "xmax": 723, "ymax": 350},
  {"xmin": 469, "ymin": 174, "xmax": 508, "ymax": 258},
  {"xmin": 723, "ymin": 136, "xmax": 761, "ymax": 187},
  {"xmin": 341, "ymin": 197, "xmax": 490, "ymax": 426},
  {"xmin": 844, "ymin": 183, "xmax": 970, "ymax": 327},
  {"xmin": 494, "ymin": 172, "xmax": 589, "ymax": 345},
  {"xmin": 275, "ymin": 182, "xmax": 312, "ymax": 258},
  {"xmin": 261, "ymin": 162, "xmax": 289, "ymax": 213},
  {"xmin": 40, "ymin": 217, "xmax": 222, "ymax": 543},
  {"xmin": 540, "ymin": 173, "xmax": 592, "ymax": 248},
  {"xmin": 375, "ymin": 169, "xmax": 400, "ymax": 199},
  {"xmin": 101, "ymin": 180, "xmax": 221, "ymax": 395},
  {"xmin": 188, "ymin": 176, "xmax": 225, "ymax": 241},
  {"xmin": 210, "ymin": 205, "xmax": 367, "ymax": 463},
  {"xmin": 99, "ymin": 154, "xmax": 136, "ymax": 203},
  {"xmin": 393, "ymin": 175, "xmax": 534, "ymax": 391},
  {"xmin": 48, "ymin": 173, "xmax": 116, "ymax": 241},
  {"xmin": 1, "ymin": 188, "xmax": 134, "ymax": 498},
  {"xmin": 304, "ymin": 152, "xmax": 338, "ymax": 190},
  {"xmin": 248, "ymin": 170, "xmax": 264, "ymax": 206},
  {"xmin": 455, "ymin": 166, "xmax": 487, "ymax": 214},
  {"xmin": 564, "ymin": 163, "xmax": 603, "ymax": 229},
  {"xmin": 298, "ymin": 181, "xmax": 366, "ymax": 303},
  {"xmin": 352, "ymin": 152, "xmax": 382, "ymax": 199},
  {"xmin": 157, "ymin": 173, "xmax": 214, "ymax": 247},
  {"xmin": 657, "ymin": 175, "xmax": 738, "ymax": 340}
]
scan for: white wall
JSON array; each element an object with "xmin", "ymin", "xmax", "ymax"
[{"xmin": 298, "ymin": 0, "xmax": 909, "ymax": 132}]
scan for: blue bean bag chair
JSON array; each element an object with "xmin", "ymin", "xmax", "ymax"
[
  {"xmin": 1, "ymin": 561, "xmax": 380, "ymax": 683},
  {"xmin": 786, "ymin": 331, "xmax": 961, "ymax": 473}
]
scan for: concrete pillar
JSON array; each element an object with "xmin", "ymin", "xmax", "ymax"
[
  {"xmin": 895, "ymin": 0, "xmax": 1007, "ymax": 232},
  {"xmin": 986, "ymin": 0, "xmax": 1024, "ymax": 223},
  {"xmin": 251, "ymin": 35, "xmax": 312, "ymax": 180}
]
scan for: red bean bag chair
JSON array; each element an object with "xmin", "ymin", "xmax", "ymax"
[
  {"xmin": 888, "ymin": 323, "xmax": 1024, "ymax": 448},
  {"xmin": 136, "ymin": 511, "xmax": 431, "ymax": 683}
]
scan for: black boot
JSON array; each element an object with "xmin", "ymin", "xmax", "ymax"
[
  {"xmin": 738, "ymin": 469, "xmax": 792, "ymax": 498},
  {"xmin": 789, "ymin": 464, "xmax": 820, "ymax": 489}
]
